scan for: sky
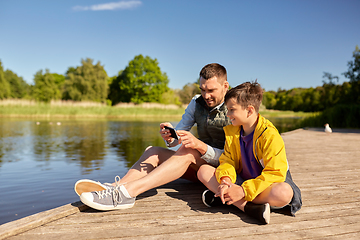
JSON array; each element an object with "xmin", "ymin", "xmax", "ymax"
[{"xmin": 0, "ymin": 0, "xmax": 359, "ymax": 91}]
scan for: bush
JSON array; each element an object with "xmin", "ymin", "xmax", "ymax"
[{"xmin": 299, "ymin": 104, "xmax": 360, "ymax": 128}]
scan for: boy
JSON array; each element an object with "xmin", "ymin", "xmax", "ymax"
[{"xmin": 197, "ymin": 81, "xmax": 302, "ymax": 224}]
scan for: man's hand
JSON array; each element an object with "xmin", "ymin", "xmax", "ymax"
[
  {"xmin": 159, "ymin": 122, "xmax": 175, "ymax": 142},
  {"xmin": 177, "ymin": 130, "xmax": 202, "ymax": 150}
]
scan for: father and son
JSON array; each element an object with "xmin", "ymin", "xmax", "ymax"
[{"xmin": 75, "ymin": 63, "xmax": 302, "ymax": 224}]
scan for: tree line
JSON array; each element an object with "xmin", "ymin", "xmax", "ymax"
[
  {"xmin": 1, "ymin": 46, "xmax": 359, "ymax": 116},
  {"xmin": 0, "ymin": 54, "xmax": 201, "ymax": 106},
  {"xmin": 262, "ymin": 46, "xmax": 359, "ymax": 128},
  {"xmin": 262, "ymin": 46, "xmax": 359, "ymax": 112}
]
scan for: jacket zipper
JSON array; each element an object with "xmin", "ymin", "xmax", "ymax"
[{"xmin": 255, "ymin": 127, "xmax": 267, "ymax": 169}]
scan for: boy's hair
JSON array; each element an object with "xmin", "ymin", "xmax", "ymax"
[
  {"xmin": 200, "ymin": 63, "xmax": 227, "ymax": 84},
  {"xmin": 225, "ymin": 81, "xmax": 263, "ymax": 113}
]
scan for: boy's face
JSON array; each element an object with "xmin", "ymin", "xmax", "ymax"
[
  {"xmin": 199, "ymin": 76, "xmax": 229, "ymax": 108},
  {"xmin": 226, "ymin": 98, "xmax": 249, "ymax": 126}
]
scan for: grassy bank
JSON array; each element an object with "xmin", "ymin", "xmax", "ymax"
[
  {"xmin": 0, "ymin": 100, "xmax": 313, "ymax": 121},
  {"xmin": 0, "ymin": 100, "xmax": 185, "ymax": 120},
  {"xmin": 297, "ymin": 104, "xmax": 360, "ymax": 129}
]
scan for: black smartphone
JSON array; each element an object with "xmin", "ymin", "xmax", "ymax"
[{"xmin": 164, "ymin": 126, "xmax": 179, "ymax": 140}]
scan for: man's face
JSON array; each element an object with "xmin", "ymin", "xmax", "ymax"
[{"xmin": 199, "ymin": 76, "xmax": 229, "ymax": 108}]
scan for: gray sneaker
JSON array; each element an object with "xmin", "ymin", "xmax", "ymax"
[
  {"xmin": 80, "ymin": 185, "xmax": 135, "ymax": 211},
  {"xmin": 80, "ymin": 178, "xmax": 135, "ymax": 211}
]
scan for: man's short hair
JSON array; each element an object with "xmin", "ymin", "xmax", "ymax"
[
  {"xmin": 200, "ymin": 63, "xmax": 227, "ymax": 84},
  {"xmin": 225, "ymin": 81, "xmax": 263, "ymax": 113}
]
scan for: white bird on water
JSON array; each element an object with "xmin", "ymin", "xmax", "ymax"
[{"xmin": 324, "ymin": 123, "xmax": 332, "ymax": 133}]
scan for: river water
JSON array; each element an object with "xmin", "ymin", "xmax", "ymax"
[{"xmin": 0, "ymin": 117, "xmax": 300, "ymax": 225}]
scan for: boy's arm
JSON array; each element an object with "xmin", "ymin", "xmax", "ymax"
[
  {"xmin": 215, "ymin": 135, "xmax": 238, "ymax": 183},
  {"xmin": 241, "ymin": 132, "xmax": 288, "ymax": 202}
]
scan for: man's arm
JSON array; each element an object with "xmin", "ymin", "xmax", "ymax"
[
  {"xmin": 201, "ymin": 146, "xmax": 224, "ymax": 165},
  {"xmin": 164, "ymin": 95, "xmax": 198, "ymax": 147}
]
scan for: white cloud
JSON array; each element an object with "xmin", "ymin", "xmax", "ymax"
[{"xmin": 73, "ymin": 0, "xmax": 142, "ymax": 11}]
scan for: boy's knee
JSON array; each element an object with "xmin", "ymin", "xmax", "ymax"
[
  {"xmin": 197, "ymin": 164, "xmax": 213, "ymax": 183},
  {"xmin": 197, "ymin": 165, "xmax": 206, "ymax": 182},
  {"xmin": 276, "ymin": 182, "xmax": 293, "ymax": 204}
]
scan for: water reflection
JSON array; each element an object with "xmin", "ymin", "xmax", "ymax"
[
  {"xmin": 0, "ymin": 118, "xmax": 299, "ymax": 170},
  {"xmin": 0, "ymin": 120, "xmax": 169, "ymax": 171},
  {"xmin": 0, "ymin": 117, "xmax": 301, "ymax": 225},
  {"xmin": 109, "ymin": 121, "xmax": 166, "ymax": 169},
  {"xmin": 0, "ymin": 119, "xmax": 172, "ymax": 225}
]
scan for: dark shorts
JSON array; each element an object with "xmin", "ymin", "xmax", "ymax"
[{"xmin": 236, "ymin": 170, "xmax": 302, "ymax": 216}]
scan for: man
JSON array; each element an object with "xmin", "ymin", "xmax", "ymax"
[{"xmin": 76, "ymin": 63, "xmax": 231, "ymax": 210}]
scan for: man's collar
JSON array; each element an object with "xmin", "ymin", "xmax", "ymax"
[
  {"xmin": 195, "ymin": 95, "xmax": 225, "ymax": 112},
  {"xmin": 210, "ymin": 102, "xmax": 224, "ymax": 112}
]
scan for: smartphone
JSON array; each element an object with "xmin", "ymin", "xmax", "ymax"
[{"xmin": 164, "ymin": 126, "xmax": 179, "ymax": 140}]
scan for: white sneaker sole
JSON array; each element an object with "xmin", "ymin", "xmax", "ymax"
[
  {"xmin": 202, "ymin": 190, "xmax": 212, "ymax": 208},
  {"xmin": 263, "ymin": 203, "xmax": 270, "ymax": 224},
  {"xmin": 74, "ymin": 179, "xmax": 107, "ymax": 196},
  {"xmin": 80, "ymin": 192, "xmax": 135, "ymax": 211}
]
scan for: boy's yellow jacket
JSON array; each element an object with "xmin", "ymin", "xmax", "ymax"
[{"xmin": 215, "ymin": 114, "xmax": 288, "ymax": 202}]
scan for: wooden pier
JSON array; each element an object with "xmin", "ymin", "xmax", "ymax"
[{"xmin": 1, "ymin": 128, "xmax": 360, "ymax": 239}]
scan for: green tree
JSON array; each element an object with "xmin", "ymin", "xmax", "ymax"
[
  {"xmin": 262, "ymin": 91, "xmax": 276, "ymax": 109},
  {"xmin": 321, "ymin": 72, "xmax": 341, "ymax": 108},
  {"xmin": 160, "ymin": 89, "xmax": 181, "ymax": 105},
  {"xmin": 178, "ymin": 82, "xmax": 201, "ymax": 104},
  {"xmin": 4, "ymin": 69, "xmax": 30, "ymax": 98},
  {"xmin": 301, "ymin": 87, "xmax": 322, "ymax": 112},
  {"xmin": 111, "ymin": 55, "xmax": 169, "ymax": 104},
  {"xmin": 274, "ymin": 89, "xmax": 289, "ymax": 110},
  {"xmin": 0, "ymin": 60, "xmax": 11, "ymax": 99},
  {"xmin": 63, "ymin": 58, "xmax": 108, "ymax": 102},
  {"xmin": 52, "ymin": 73, "xmax": 65, "ymax": 92},
  {"xmin": 287, "ymin": 88, "xmax": 304, "ymax": 111},
  {"xmin": 343, "ymin": 45, "xmax": 360, "ymax": 104},
  {"xmin": 108, "ymin": 73, "xmax": 122, "ymax": 105},
  {"xmin": 32, "ymin": 69, "xmax": 62, "ymax": 102}
]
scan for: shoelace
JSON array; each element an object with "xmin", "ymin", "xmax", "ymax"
[{"xmin": 95, "ymin": 176, "xmax": 123, "ymax": 207}]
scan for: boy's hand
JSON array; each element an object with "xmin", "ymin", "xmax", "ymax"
[
  {"xmin": 224, "ymin": 184, "xmax": 245, "ymax": 205},
  {"xmin": 215, "ymin": 177, "xmax": 232, "ymax": 204}
]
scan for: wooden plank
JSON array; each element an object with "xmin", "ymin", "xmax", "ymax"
[
  {"xmin": 3, "ymin": 129, "xmax": 360, "ymax": 239},
  {"xmin": 0, "ymin": 202, "xmax": 88, "ymax": 240}
]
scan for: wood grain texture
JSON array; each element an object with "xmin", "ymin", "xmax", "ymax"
[{"xmin": 2, "ymin": 129, "xmax": 360, "ymax": 240}]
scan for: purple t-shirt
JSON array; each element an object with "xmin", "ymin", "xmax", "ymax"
[{"xmin": 239, "ymin": 127, "xmax": 262, "ymax": 180}]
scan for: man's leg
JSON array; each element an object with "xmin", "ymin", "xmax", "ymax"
[
  {"xmin": 119, "ymin": 146, "xmax": 200, "ymax": 184},
  {"xmin": 124, "ymin": 145, "xmax": 206, "ymax": 197},
  {"xmin": 119, "ymin": 146, "xmax": 175, "ymax": 184},
  {"xmin": 79, "ymin": 145, "xmax": 208, "ymax": 210},
  {"xmin": 75, "ymin": 146, "xmax": 175, "ymax": 196}
]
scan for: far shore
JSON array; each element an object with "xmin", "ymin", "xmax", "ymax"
[{"xmin": 0, "ymin": 99, "xmax": 313, "ymax": 120}]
